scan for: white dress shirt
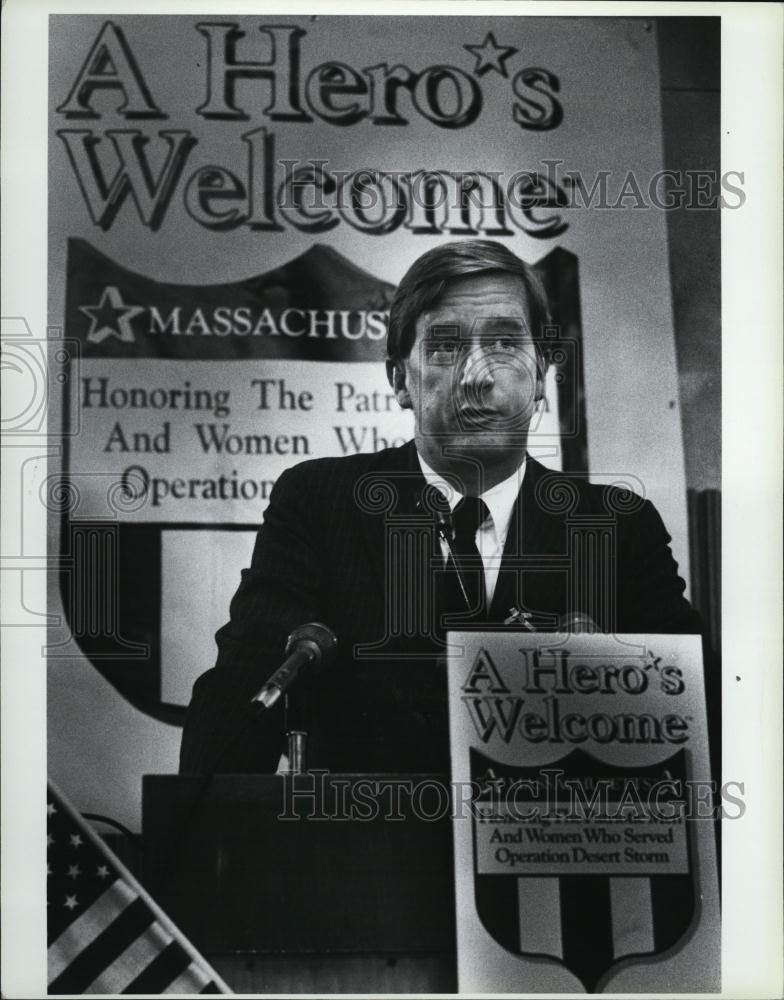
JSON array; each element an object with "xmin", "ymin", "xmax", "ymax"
[{"xmin": 416, "ymin": 454, "xmax": 526, "ymax": 607}]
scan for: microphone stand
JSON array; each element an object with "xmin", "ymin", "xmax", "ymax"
[
  {"xmin": 435, "ymin": 512, "xmax": 473, "ymax": 611},
  {"xmin": 416, "ymin": 488, "xmax": 475, "ymax": 612},
  {"xmin": 284, "ymin": 695, "xmax": 307, "ymax": 775}
]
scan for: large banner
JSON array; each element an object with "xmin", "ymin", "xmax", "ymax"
[
  {"xmin": 47, "ymin": 15, "xmax": 689, "ymax": 826},
  {"xmin": 60, "ymin": 237, "xmax": 573, "ymax": 715}
]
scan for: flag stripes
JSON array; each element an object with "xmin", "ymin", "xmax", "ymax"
[
  {"xmin": 83, "ymin": 920, "xmax": 172, "ymax": 993},
  {"xmin": 483, "ymin": 868, "xmax": 689, "ymax": 989},
  {"xmin": 47, "ymin": 780, "xmax": 232, "ymax": 994},
  {"xmin": 49, "ymin": 882, "xmax": 135, "ymax": 981},
  {"xmin": 49, "ymin": 898, "xmax": 153, "ymax": 994},
  {"xmin": 121, "ymin": 941, "xmax": 193, "ymax": 994},
  {"xmin": 163, "ymin": 963, "xmax": 222, "ymax": 995},
  {"xmin": 517, "ymin": 877, "xmax": 562, "ymax": 957},
  {"xmin": 474, "ymin": 869, "xmax": 519, "ymax": 952},
  {"xmin": 649, "ymin": 872, "xmax": 695, "ymax": 953},
  {"xmin": 610, "ymin": 877, "xmax": 655, "ymax": 957},
  {"xmin": 559, "ymin": 875, "xmax": 614, "ymax": 992}
]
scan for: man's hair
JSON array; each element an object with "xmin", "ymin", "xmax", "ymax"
[{"xmin": 386, "ymin": 239, "xmax": 552, "ymax": 364}]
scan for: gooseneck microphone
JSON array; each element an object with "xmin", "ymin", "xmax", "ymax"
[
  {"xmin": 436, "ymin": 512, "xmax": 474, "ymax": 608},
  {"xmin": 251, "ymin": 622, "xmax": 338, "ymax": 711},
  {"xmin": 416, "ymin": 485, "xmax": 473, "ymax": 609}
]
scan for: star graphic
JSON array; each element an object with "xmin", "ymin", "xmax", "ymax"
[
  {"xmin": 96, "ymin": 865, "xmax": 110, "ymax": 879},
  {"xmin": 69, "ymin": 833, "xmax": 83, "ymax": 848},
  {"xmin": 67, "ymin": 864, "xmax": 81, "ymax": 880},
  {"xmin": 479, "ymin": 773, "xmax": 506, "ymax": 798},
  {"xmin": 79, "ymin": 286, "xmax": 144, "ymax": 345},
  {"xmin": 47, "ymin": 802, "xmax": 57, "ymax": 817},
  {"xmin": 64, "ymin": 895, "xmax": 78, "ymax": 911},
  {"xmin": 47, "ymin": 833, "xmax": 55, "ymax": 847},
  {"xmin": 644, "ymin": 649, "xmax": 663, "ymax": 671},
  {"xmin": 464, "ymin": 32, "xmax": 518, "ymax": 77}
]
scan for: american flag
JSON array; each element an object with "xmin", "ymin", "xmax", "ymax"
[{"xmin": 47, "ymin": 781, "xmax": 232, "ymax": 995}]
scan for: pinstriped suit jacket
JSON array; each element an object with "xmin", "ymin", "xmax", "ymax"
[{"xmin": 179, "ymin": 441, "xmax": 701, "ymax": 775}]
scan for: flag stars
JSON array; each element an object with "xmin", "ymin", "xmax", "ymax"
[
  {"xmin": 69, "ymin": 833, "xmax": 83, "ymax": 848},
  {"xmin": 67, "ymin": 864, "xmax": 81, "ymax": 880},
  {"xmin": 96, "ymin": 865, "xmax": 110, "ymax": 879},
  {"xmin": 64, "ymin": 895, "xmax": 78, "ymax": 911},
  {"xmin": 47, "ymin": 802, "xmax": 57, "ymax": 816},
  {"xmin": 47, "ymin": 833, "xmax": 55, "ymax": 847}
]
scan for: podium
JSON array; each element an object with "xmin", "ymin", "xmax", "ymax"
[{"xmin": 142, "ymin": 774, "xmax": 457, "ymax": 993}]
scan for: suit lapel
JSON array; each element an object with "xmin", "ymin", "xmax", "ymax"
[
  {"xmin": 357, "ymin": 448, "xmax": 571, "ymax": 628},
  {"xmin": 489, "ymin": 458, "xmax": 569, "ymax": 627},
  {"xmin": 355, "ymin": 440, "xmax": 428, "ymax": 601}
]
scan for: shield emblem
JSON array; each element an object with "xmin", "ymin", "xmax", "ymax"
[
  {"xmin": 469, "ymin": 746, "xmax": 696, "ymax": 992},
  {"xmin": 56, "ymin": 238, "xmax": 396, "ymax": 724}
]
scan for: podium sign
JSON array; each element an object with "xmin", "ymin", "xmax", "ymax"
[{"xmin": 447, "ymin": 632, "xmax": 719, "ymax": 993}]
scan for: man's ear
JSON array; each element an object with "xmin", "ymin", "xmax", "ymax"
[
  {"xmin": 386, "ymin": 359, "xmax": 412, "ymax": 410},
  {"xmin": 534, "ymin": 348, "xmax": 548, "ymax": 403}
]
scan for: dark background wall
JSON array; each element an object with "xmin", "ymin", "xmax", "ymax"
[
  {"xmin": 657, "ymin": 16, "xmax": 721, "ymax": 648},
  {"xmin": 658, "ymin": 17, "xmax": 721, "ymax": 492}
]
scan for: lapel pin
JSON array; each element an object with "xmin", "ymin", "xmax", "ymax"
[{"xmin": 504, "ymin": 607, "xmax": 535, "ymax": 629}]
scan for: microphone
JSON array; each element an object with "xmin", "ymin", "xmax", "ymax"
[
  {"xmin": 416, "ymin": 485, "xmax": 473, "ymax": 610},
  {"xmin": 558, "ymin": 612, "xmax": 598, "ymax": 634},
  {"xmin": 416, "ymin": 484, "xmax": 452, "ymax": 537},
  {"xmin": 251, "ymin": 622, "xmax": 337, "ymax": 711}
]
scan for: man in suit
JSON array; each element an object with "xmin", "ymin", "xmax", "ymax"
[{"xmin": 180, "ymin": 240, "xmax": 701, "ymax": 775}]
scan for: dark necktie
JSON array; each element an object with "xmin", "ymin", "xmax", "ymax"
[{"xmin": 443, "ymin": 496, "xmax": 490, "ymax": 623}]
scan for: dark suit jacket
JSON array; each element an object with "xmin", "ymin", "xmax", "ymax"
[{"xmin": 179, "ymin": 442, "xmax": 702, "ymax": 775}]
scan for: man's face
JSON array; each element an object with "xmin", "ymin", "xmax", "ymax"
[{"xmin": 397, "ymin": 272, "xmax": 545, "ymax": 477}]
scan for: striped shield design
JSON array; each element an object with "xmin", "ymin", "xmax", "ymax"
[{"xmin": 470, "ymin": 747, "xmax": 696, "ymax": 993}]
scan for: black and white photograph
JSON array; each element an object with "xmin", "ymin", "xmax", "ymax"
[{"xmin": 1, "ymin": 2, "xmax": 781, "ymax": 996}]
